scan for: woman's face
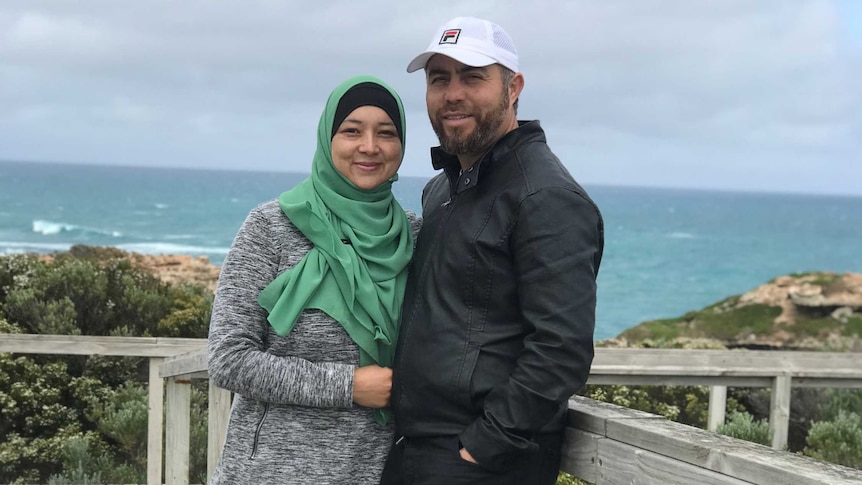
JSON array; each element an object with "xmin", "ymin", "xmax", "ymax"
[{"xmin": 331, "ymin": 106, "xmax": 402, "ymax": 190}]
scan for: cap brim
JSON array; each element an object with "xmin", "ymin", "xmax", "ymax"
[
  {"xmin": 406, "ymin": 48, "xmax": 498, "ymax": 73},
  {"xmin": 406, "ymin": 52, "xmax": 434, "ymax": 73}
]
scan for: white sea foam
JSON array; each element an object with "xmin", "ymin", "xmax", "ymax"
[
  {"xmin": 116, "ymin": 243, "xmax": 228, "ymax": 255},
  {"xmin": 667, "ymin": 232, "xmax": 696, "ymax": 239},
  {"xmin": 33, "ymin": 220, "xmax": 78, "ymax": 235},
  {"xmin": 154, "ymin": 203, "xmax": 169, "ymax": 209},
  {"xmin": 32, "ymin": 220, "xmax": 123, "ymax": 238},
  {"xmin": 1, "ymin": 241, "xmax": 72, "ymax": 252}
]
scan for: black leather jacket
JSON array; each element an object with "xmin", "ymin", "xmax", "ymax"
[{"xmin": 391, "ymin": 121, "xmax": 604, "ymax": 471}]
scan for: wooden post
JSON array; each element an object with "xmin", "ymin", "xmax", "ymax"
[
  {"xmin": 707, "ymin": 385, "xmax": 727, "ymax": 432},
  {"xmin": 208, "ymin": 383, "xmax": 232, "ymax": 483},
  {"xmin": 770, "ymin": 375, "xmax": 791, "ymax": 450},
  {"xmin": 147, "ymin": 357, "xmax": 164, "ymax": 485},
  {"xmin": 165, "ymin": 376, "xmax": 192, "ymax": 485}
]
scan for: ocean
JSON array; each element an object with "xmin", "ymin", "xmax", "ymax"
[{"xmin": 1, "ymin": 160, "xmax": 860, "ymax": 340}]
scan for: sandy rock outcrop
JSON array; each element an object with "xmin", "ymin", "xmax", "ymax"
[
  {"xmin": 738, "ymin": 273, "xmax": 862, "ymax": 325},
  {"xmin": 129, "ymin": 254, "xmax": 221, "ymax": 293}
]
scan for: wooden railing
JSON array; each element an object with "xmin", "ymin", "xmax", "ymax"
[
  {"xmin": 2, "ymin": 335, "xmax": 861, "ymax": 484},
  {"xmin": 586, "ymin": 347, "xmax": 862, "ymax": 449},
  {"xmin": 0, "ymin": 334, "xmax": 207, "ymax": 485},
  {"xmin": 564, "ymin": 396, "xmax": 862, "ymax": 484}
]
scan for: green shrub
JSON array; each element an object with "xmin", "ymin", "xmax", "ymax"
[
  {"xmin": 0, "ymin": 255, "xmax": 40, "ymax": 306},
  {"xmin": 788, "ymin": 317, "xmax": 841, "ymax": 338},
  {"xmin": 820, "ymin": 389, "xmax": 862, "ymax": 422},
  {"xmin": 619, "ymin": 303, "xmax": 781, "ymax": 342},
  {"xmin": 98, "ymin": 384, "xmax": 149, "ymax": 475},
  {"xmin": 46, "ymin": 435, "xmax": 110, "ymax": 485},
  {"xmin": 845, "ymin": 315, "xmax": 862, "ymax": 337},
  {"xmin": 804, "ymin": 410, "xmax": 862, "ymax": 469},
  {"xmin": 0, "ymin": 247, "xmax": 214, "ymax": 483},
  {"xmin": 717, "ymin": 411, "xmax": 771, "ymax": 446},
  {"xmin": 557, "ymin": 471, "xmax": 591, "ymax": 484}
]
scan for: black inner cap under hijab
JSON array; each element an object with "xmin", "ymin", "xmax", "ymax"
[{"xmin": 331, "ymin": 82, "xmax": 403, "ymax": 143}]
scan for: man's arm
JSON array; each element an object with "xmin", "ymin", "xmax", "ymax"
[{"xmin": 458, "ymin": 186, "xmax": 604, "ymax": 470}]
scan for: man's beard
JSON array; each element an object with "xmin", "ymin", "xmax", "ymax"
[{"xmin": 430, "ymin": 89, "xmax": 510, "ymax": 156}]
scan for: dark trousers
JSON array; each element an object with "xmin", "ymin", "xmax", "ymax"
[{"xmin": 379, "ymin": 433, "xmax": 562, "ymax": 485}]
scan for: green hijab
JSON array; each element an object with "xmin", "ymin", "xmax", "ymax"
[{"xmin": 258, "ymin": 76, "xmax": 412, "ymax": 423}]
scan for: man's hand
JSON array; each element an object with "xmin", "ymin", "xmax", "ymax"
[
  {"xmin": 459, "ymin": 447, "xmax": 478, "ymax": 464},
  {"xmin": 352, "ymin": 365, "xmax": 392, "ymax": 408}
]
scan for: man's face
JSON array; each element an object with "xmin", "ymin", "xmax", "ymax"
[{"xmin": 424, "ymin": 55, "xmax": 513, "ymax": 157}]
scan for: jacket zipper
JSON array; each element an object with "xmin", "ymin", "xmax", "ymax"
[
  {"xmin": 393, "ymin": 180, "xmax": 460, "ymax": 402},
  {"xmin": 250, "ymin": 403, "xmax": 269, "ymax": 459}
]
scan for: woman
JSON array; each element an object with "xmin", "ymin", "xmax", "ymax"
[{"xmin": 208, "ymin": 75, "xmax": 417, "ymax": 484}]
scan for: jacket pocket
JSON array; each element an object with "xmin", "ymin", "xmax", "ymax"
[
  {"xmin": 249, "ymin": 402, "xmax": 269, "ymax": 459},
  {"xmin": 456, "ymin": 343, "xmax": 481, "ymax": 406}
]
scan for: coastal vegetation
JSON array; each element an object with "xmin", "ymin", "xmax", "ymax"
[
  {"xmin": 0, "ymin": 247, "xmax": 859, "ymax": 483},
  {"xmin": 619, "ymin": 272, "xmax": 862, "ymax": 348},
  {"xmin": 0, "ymin": 247, "xmax": 212, "ymax": 483}
]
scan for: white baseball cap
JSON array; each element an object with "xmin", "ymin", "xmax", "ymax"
[{"xmin": 406, "ymin": 17, "xmax": 519, "ymax": 73}]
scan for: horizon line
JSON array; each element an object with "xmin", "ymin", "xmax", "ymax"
[{"xmin": 2, "ymin": 157, "xmax": 860, "ymax": 200}]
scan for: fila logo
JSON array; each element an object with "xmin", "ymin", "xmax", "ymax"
[{"xmin": 439, "ymin": 29, "xmax": 461, "ymax": 44}]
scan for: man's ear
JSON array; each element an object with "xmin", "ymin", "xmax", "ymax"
[{"xmin": 508, "ymin": 72, "xmax": 525, "ymax": 106}]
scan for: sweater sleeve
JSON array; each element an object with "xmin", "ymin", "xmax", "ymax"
[{"xmin": 207, "ymin": 204, "xmax": 355, "ymax": 408}]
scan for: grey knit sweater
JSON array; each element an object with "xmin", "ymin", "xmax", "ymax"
[{"xmin": 208, "ymin": 199, "xmax": 419, "ymax": 485}]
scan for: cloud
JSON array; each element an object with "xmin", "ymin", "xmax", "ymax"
[{"xmin": 0, "ymin": 0, "xmax": 859, "ymax": 194}]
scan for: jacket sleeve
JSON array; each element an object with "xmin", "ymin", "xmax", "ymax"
[
  {"xmin": 207, "ymin": 205, "xmax": 355, "ymax": 408},
  {"xmin": 459, "ymin": 186, "xmax": 604, "ymax": 470}
]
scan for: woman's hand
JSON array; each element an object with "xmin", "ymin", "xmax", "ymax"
[{"xmin": 352, "ymin": 365, "xmax": 392, "ymax": 408}]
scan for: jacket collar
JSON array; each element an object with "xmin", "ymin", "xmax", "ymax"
[{"xmin": 430, "ymin": 120, "xmax": 545, "ymax": 193}]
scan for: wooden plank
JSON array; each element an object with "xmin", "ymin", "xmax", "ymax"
[
  {"xmin": 769, "ymin": 376, "xmax": 791, "ymax": 450},
  {"xmin": 591, "ymin": 349, "xmax": 862, "ymax": 377},
  {"xmin": 147, "ymin": 358, "xmax": 164, "ymax": 485},
  {"xmin": 567, "ymin": 396, "xmax": 666, "ymax": 436},
  {"xmin": 619, "ymin": 423, "xmax": 862, "ymax": 485},
  {"xmin": 165, "ymin": 376, "xmax": 191, "ymax": 485},
  {"xmin": 588, "ymin": 374, "xmax": 862, "ymax": 389},
  {"xmin": 588, "ymin": 375, "xmax": 774, "ymax": 387},
  {"xmin": 793, "ymin": 377, "xmax": 862, "ymax": 389},
  {"xmin": 567, "ymin": 398, "xmax": 862, "ymax": 484},
  {"xmin": 596, "ymin": 439, "xmax": 753, "ymax": 485},
  {"xmin": 0, "ymin": 334, "xmax": 205, "ymax": 357},
  {"xmin": 708, "ymin": 385, "xmax": 727, "ymax": 432},
  {"xmin": 160, "ymin": 349, "xmax": 208, "ymax": 378},
  {"xmin": 590, "ymin": 365, "xmax": 862, "ymax": 379},
  {"xmin": 591, "ymin": 366, "xmax": 788, "ymax": 378},
  {"xmin": 207, "ymin": 383, "xmax": 232, "ymax": 484},
  {"xmin": 560, "ymin": 428, "xmax": 600, "ymax": 483}
]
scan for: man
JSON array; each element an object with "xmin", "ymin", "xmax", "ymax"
[{"xmin": 382, "ymin": 17, "xmax": 604, "ymax": 484}]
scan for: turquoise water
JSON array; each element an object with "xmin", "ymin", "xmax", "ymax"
[{"xmin": 2, "ymin": 160, "xmax": 860, "ymax": 340}]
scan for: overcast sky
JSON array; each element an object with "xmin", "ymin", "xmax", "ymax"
[{"xmin": 1, "ymin": 0, "xmax": 860, "ymax": 196}]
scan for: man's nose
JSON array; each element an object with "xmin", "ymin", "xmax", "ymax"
[{"xmin": 444, "ymin": 79, "xmax": 466, "ymax": 103}]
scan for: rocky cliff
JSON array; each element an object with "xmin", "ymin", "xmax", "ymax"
[
  {"xmin": 617, "ymin": 272, "xmax": 862, "ymax": 350},
  {"xmin": 128, "ymin": 253, "xmax": 221, "ymax": 293}
]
